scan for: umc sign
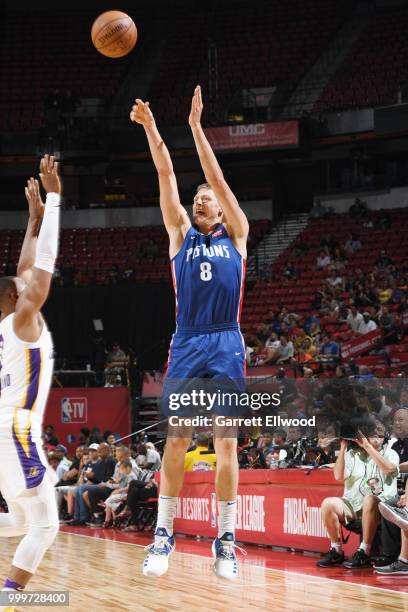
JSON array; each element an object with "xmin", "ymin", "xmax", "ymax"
[{"xmin": 61, "ymin": 397, "xmax": 88, "ymax": 423}]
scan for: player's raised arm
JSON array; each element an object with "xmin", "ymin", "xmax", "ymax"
[
  {"xmin": 189, "ymin": 86, "xmax": 249, "ymax": 254},
  {"xmin": 14, "ymin": 155, "xmax": 61, "ymax": 342},
  {"xmin": 130, "ymin": 99, "xmax": 190, "ymax": 257},
  {"xmin": 16, "ymin": 177, "xmax": 45, "ymax": 286}
]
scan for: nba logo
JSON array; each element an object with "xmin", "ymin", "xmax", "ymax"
[{"xmin": 61, "ymin": 397, "xmax": 88, "ymax": 423}]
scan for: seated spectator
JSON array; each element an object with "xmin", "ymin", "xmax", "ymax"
[
  {"xmin": 358, "ymin": 312, "xmax": 377, "ymax": 335},
  {"xmin": 101, "ymin": 460, "xmax": 139, "ymax": 528},
  {"xmin": 378, "ymin": 305, "xmax": 395, "ymax": 334},
  {"xmin": 325, "ymin": 270, "xmax": 344, "ymax": 291},
  {"xmin": 373, "ymin": 409, "xmax": 408, "ymax": 569},
  {"xmin": 184, "ymin": 433, "xmax": 216, "ymax": 471},
  {"xmin": 43, "ymin": 424, "xmax": 59, "ymax": 447},
  {"xmin": 54, "ymin": 445, "xmax": 72, "ymax": 481},
  {"xmin": 317, "ymin": 423, "xmax": 399, "ymax": 568},
  {"xmin": 271, "ymin": 428, "xmax": 288, "ymax": 462},
  {"xmin": 273, "ymin": 335, "xmax": 295, "ymax": 364},
  {"xmin": 344, "ymin": 233, "xmax": 362, "ymax": 254},
  {"xmin": 66, "ymin": 442, "xmax": 117, "ymax": 526},
  {"xmin": 318, "ymin": 334, "xmax": 339, "ymax": 364},
  {"xmin": 55, "ymin": 445, "xmax": 85, "ymax": 519},
  {"xmin": 349, "ymin": 197, "xmax": 368, "ymax": 217},
  {"xmin": 145, "ymin": 442, "xmax": 162, "ymax": 471},
  {"xmin": 105, "ymin": 341, "xmax": 128, "ymax": 387},
  {"xmin": 377, "ymin": 476, "xmax": 408, "ymax": 576},
  {"xmin": 283, "ymin": 262, "xmax": 298, "ymax": 281},
  {"xmin": 317, "ymin": 250, "xmax": 331, "ymax": 268},
  {"xmin": 347, "ymin": 306, "xmax": 363, "ymax": 332},
  {"xmin": 265, "ymin": 331, "xmax": 280, "ymax": 352},
  {"xmin": 63, "ymin": 445, "xmax": 99, "ymax": 522},
  {"xmin": 376, "ymin": 250, "xmax": 393, "ymax": 270},
  {"xmin": 86, "ymin": 445, "xmax": 140, "ymax": 526},
  {"xmin": 309, "ymin": 199, "xmax": 327, "ymax": 219},
  {"xmin": 122, "ymin": 475, "xmax": 158, "ymax": 532},
  {"xmin": 257, "ymin": 431, "xmax": 274, "ymax": 455}
]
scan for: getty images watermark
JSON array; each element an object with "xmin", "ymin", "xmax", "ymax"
[{"xmin": 167, "ymin": 389, "xmax": 316, "ymax": 427}]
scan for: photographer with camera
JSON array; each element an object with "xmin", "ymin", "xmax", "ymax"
[{"xmin": 317, "ymin": 421, "xmax": 399, "ymax": 569}]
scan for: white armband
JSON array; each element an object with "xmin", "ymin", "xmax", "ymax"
[{"xmin": 34, "ymin": 192, "xmax": 61, "ymax": 274}]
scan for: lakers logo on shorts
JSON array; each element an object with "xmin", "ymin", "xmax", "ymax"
[{"xmin": 29, "ymin": 467, "xmax": 39, "ymax": 479}]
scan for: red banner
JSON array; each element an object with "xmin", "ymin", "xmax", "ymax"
[
  {"xmin": 341, "ymin": 328, "xmax": 383, "ymax": 360},
  {"xmin": 204, "ymin": 121, "xmax": 299, "ymax": 151},
  {"xmin": 44, "ymin": 387, "xmax": 131, "ymax": 453},
  {"xmin": 164, "ymin": 470, "xmax": 359, "ymax": 554}
]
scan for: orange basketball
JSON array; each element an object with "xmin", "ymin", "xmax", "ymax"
[{"xmin": 91, "ymin": 10, "xmax": 137, "ymax": 58}]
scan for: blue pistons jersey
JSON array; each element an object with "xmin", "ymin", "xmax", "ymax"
[
  {"xmin": 163, "ymin": 223, "xmax": 247, "ymax": 418},
  {"xmin": 170, "ymin": 224, "xmax": 245, "ymax": 333}
]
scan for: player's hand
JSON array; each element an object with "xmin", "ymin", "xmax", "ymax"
[
  {"xmin": 39, "ymin": 155, "xmax": 62, "ymax": 194},
  {"xmin": 25, "ymin": 177, "xmax": 44, "ymax": 220},
  {"xmin": 189, "ymin": 85, "xmax": 203, "ymax": 128},
  {"xmin": 130, "ymin": 99, "xmax": 155, "ymax": 128}
]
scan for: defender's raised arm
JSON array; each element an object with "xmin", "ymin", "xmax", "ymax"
[
  {"xmin": 14, "ymin": 155, "xmax": 61, "ymax": 342},
  {"xmin": 130, "ymin": 99, "xmax": 190, "ymax": 258}
]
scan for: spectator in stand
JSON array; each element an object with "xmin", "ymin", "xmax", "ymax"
[
  {"xmin": 283, "ymin": 262, "xmax": 298, "ymax": 281},
  {"xmin": 378, "ymin": 305, "xmax": 396, "ymax": 339},
  {"xmin": 325, "ymin": 269, "xmax": 344, "ymax": 292},
  {"xmin": 317, "ymin": 250, "xmax": 331, "ymax": 269},
  {"xmin": 376, "ymin": 250, "xmax": 394, "ymax": 270},
  {"xmin": 54, "ymin": 445, "xmax": 72, "ymax": 480},
  {"xmin": 347, "ymin": 306, "xmax": 364, "ymax": 333},
  {"xmin": 105, "ymin": 341, "xmax": 128, "ymax": 387},
  {"xmin": 309, "ymin": 199, "xmax": 327, "ymax": 219},
  {"xmin": 376, "ymin": 281, "xmax": 392, "ymax": 305},
  {"xmin": 272, "ymin": 428, "xmax": 288, "ymax": 462},
  {"xmin": 317, "ymin": 423, "xmax": 399, "ymax": 569},
  {"xmin": 184, "ymin": 433, "xmax": 216, "ymax": 471},
  {"xmin": 344, "ymin": 233, "xmax": 362, "ymax": 254},
  {"xmin": 43, "ymin": 424, "xmax": 59, "ymax": 447},
  {"xmin": 273, "ymin": 335, "xmax": 295, "ymax": 364},
  {"xmin": 100, "ymin": 460, "xmax": 139, "ymax": 528},
  {"xmin": 55, "ymin": 446, "xmax": 85, "ymax": 518},
  {"xmin": 358, "ymin": 312, "xmax": 378, "ymax": 335},
  {"xmin": 303, "ymin": 311, "xmax": 320, "ymax": 333},
  {"xmin": 67, "ymin": 442, "xmax": 117, "ymax": 526},
  {"xmin": 257, "ymin": 432, "xmax": 274, "ymax": 455},
  {"xmin": 349, "ymin": 197, "xmax": 368, "ymax": 217},
  {"xmin": 374, "ymin": 409, "xmax": 408, "ymax": 569},
  {"xmin": 145, "ymin": 442, "xmax": 162, "ymax": 471},
  {"xmin": 318, "ymin": 334, "xmax": 339, "ymax": 364},
  {"xmin": 265, "ymin": 331, "xmax": 280, "ymax": 352},
  {"xmin": 79, "ymin": 428, "xmax": 91, "ymax": 447}
]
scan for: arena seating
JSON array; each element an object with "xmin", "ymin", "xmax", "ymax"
[
  {"xmin": 0, "ymin": 219, "xmax": 270, "ymax": 284},
  {"xmin": 142, "ymin": 0, "xmax": 351, "ymax": 125},
  {"xmin": 241, "ymin": 208, "xmax": 408, "ymax": 375},
  {"xmin": 0, "ymin": 10, "xmax": 145, "ymax": 131},
  {"xmin": 315, "ymin": 6, "xmax": 408, "ymax": 113}
]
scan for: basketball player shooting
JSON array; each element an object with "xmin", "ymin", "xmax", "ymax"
[
  {"xmin": 130, "ymin": 86, "xmax": 249, "ymax": 580},
  {"xmin": 0, "ymin": 156, "xmax": 61, "ymax": 610}
]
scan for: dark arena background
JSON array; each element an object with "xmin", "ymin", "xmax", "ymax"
[{"xmin": 1, "ymin": 0, "xmax": 408, "ymax": 610}]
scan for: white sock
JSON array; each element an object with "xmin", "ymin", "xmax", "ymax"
[
  {"xmin": 359, "ymin": 542, "xmax": 371, "ymax": 555},
  {"xmin": 156, "ymin": 495, "xmax": 178, "ymax": 536},
  {"xmin": 331, "ymin": 541, "xmax": 342, "ymax": 553},
  {"xmin": 399, "ymin": 556, "xmax": 408, "ymax": 564},
  {"xmin": 217, "ymin": 500, "xmax": 237, "ymax": 539}
]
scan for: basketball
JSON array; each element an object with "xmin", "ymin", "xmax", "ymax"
[{"xmin": 91, "ymin": 10, "xmax": 137, "ymax": 58}]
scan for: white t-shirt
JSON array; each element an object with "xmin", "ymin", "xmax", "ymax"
[
  {"xmin": 343, "ymin": 445, "xmax": 399, "ymax": 512},
  {"xmin": 146, "ymin": 448, "xmax": 161, "ymax": 471},
  {"xmin": 358, "ymin": 319, "xmax": 377, "ymax": 335},
  {"xmin": 347, "ymin": 312, "xmax": 363, "ymax": 332}
]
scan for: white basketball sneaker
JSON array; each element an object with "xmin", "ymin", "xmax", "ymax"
[
  {"xmin": 212, "ymin": 532, "xmax": 246, "ymax": 580},
  {"xmin": 142, "ymin": 528, "xmax": 175, "ymax": 577}
]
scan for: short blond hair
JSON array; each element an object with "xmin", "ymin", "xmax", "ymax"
[{"xmin": 196, "ymin": 182, "xmax": 212, "ymax": 193}]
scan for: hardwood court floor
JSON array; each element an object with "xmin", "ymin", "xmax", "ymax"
[{"xmin": 0, "ymin": 529, "xmax": 407, "ymax": 612}]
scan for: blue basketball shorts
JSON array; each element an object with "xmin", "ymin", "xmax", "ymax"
[{"xmin": 161, "ymin": 328, "xmax": 247, "ymax": 417}]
